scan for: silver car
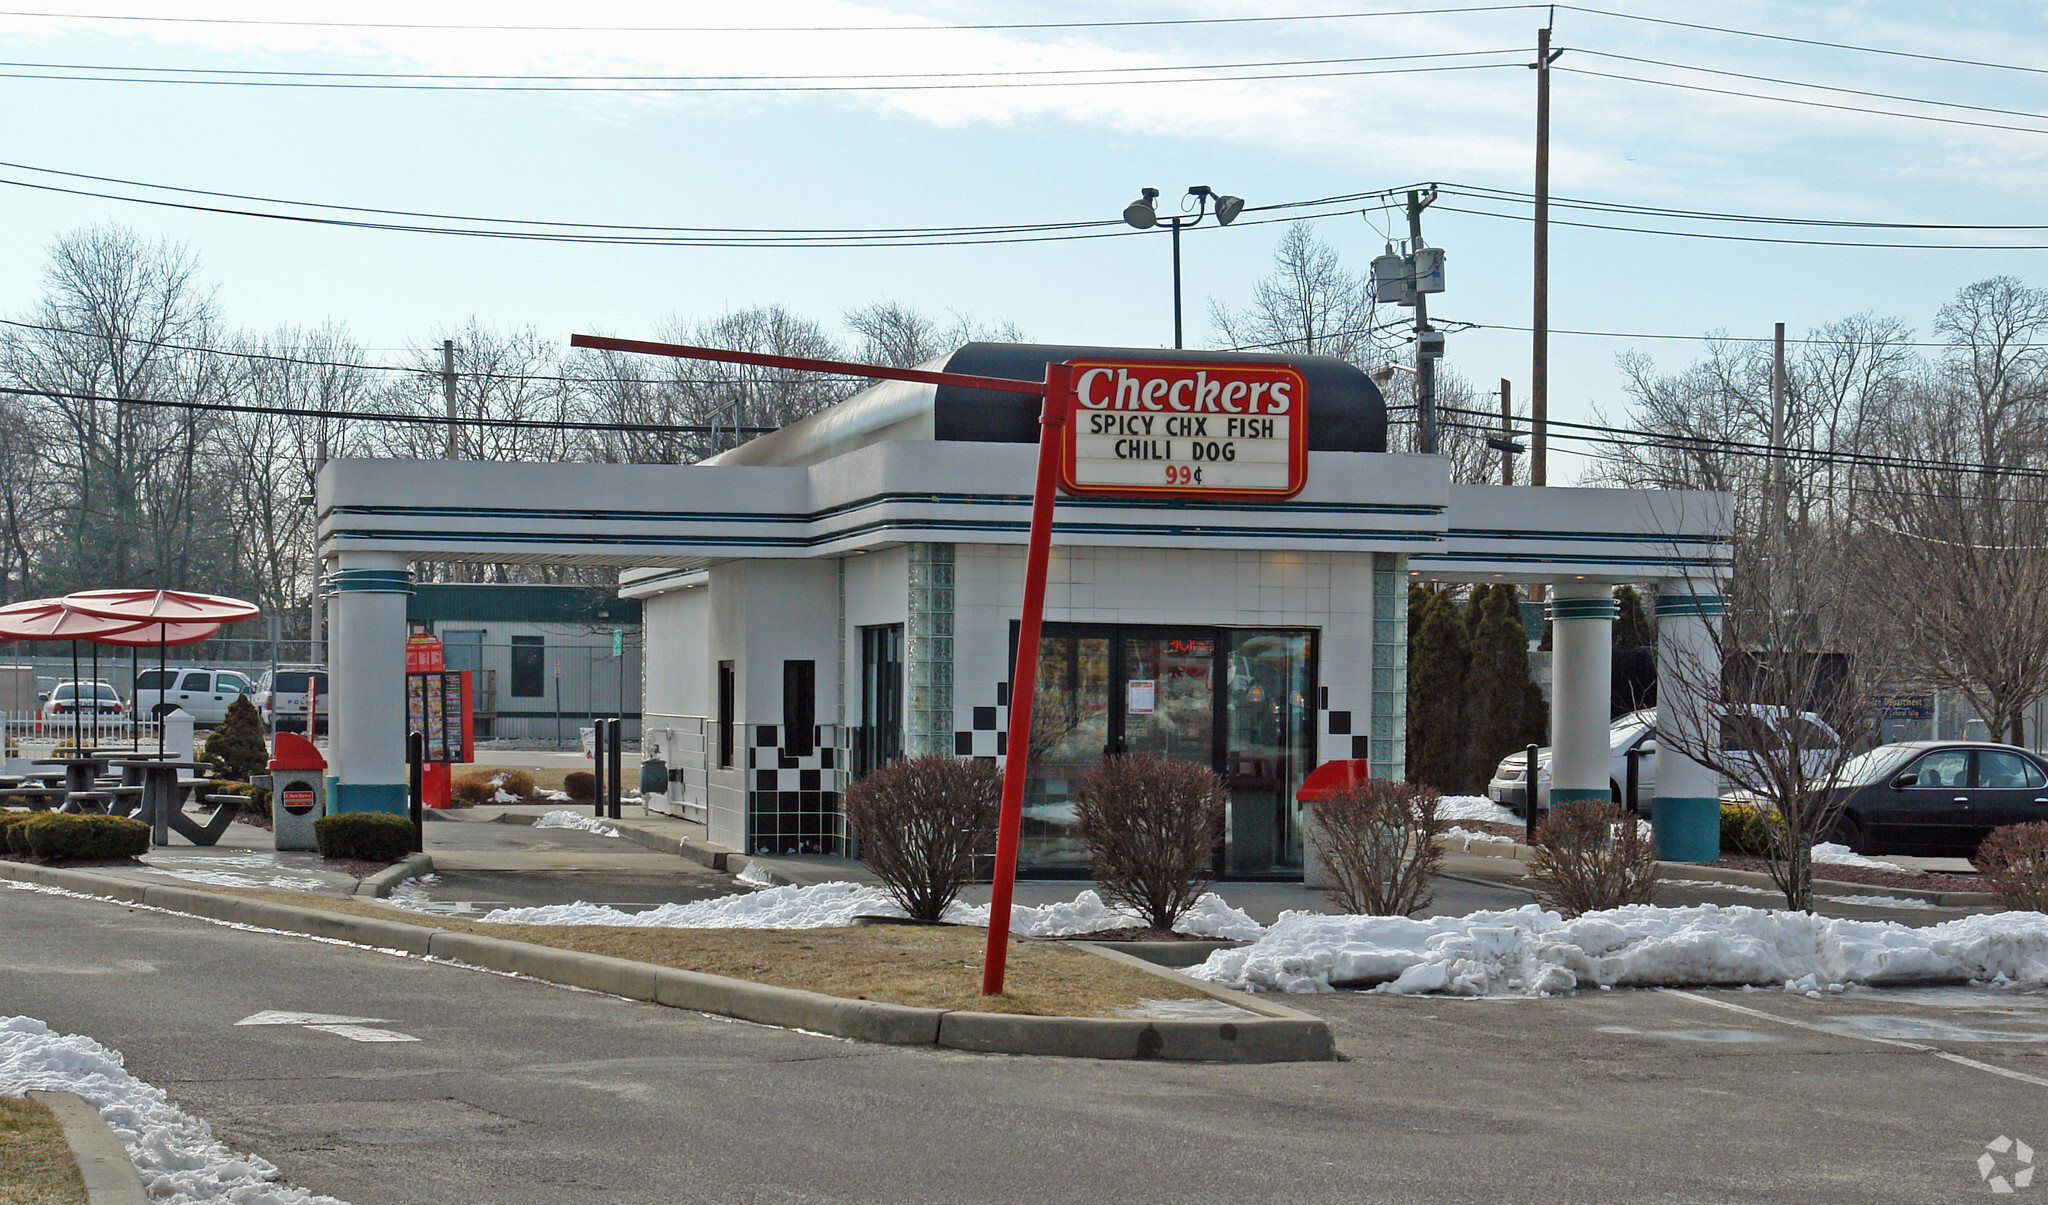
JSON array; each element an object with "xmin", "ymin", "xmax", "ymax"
[{"xmin": 1486, "ymin": 706, "xmax": 1841, "ymax": 816}]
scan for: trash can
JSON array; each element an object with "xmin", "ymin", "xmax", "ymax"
[
  {"xmin": 269, "ymin": 731, "xmax": 328, "ymax": 852},
  {"xmin": 1295, "ymin": 759, "xmax": 1373, "ymax": 891}
]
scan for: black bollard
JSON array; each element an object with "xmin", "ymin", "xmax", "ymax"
[
  {"xmin": 592, "ymin": 718, "xmax": 607, "ymax": 820},
  {"xmin": 607, "ymin": 717, "xmax": 624, "ymax": 821},
  {"xmin": 1523, "ymin": 742, "xmax": 1541, "ymax": 845},
  {"xmin": 407, "ymin": 730, "xmax": 425, "ymax": 854},
  {"xmin": 1625, "ymin": 746, "xmax": 1642, "ymax": 818}
]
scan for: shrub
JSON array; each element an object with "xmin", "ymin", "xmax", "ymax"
[
  {"xmin": 0, "ymin": 811, "xmax": 35, "ymax": 856},
  {"xmin": 449, "ymin": 772, "xmax": 496, "ymax": 805},
  {"xmin": 1305, "ymin": 779, "xmax": 1445, "ymax": 916},
  {"xmin": 564, "ymin": 770, "xmax": 596, "ymax": 801},
  {"xmin": 22, "ymin": 813, "xmax": 149, "ymax": 862},
  {"xmin": 492, "ymin": 769, "xmax": 535, "ymax": 799},
  {"xmin": 203, "ymin": 695, "xmax": 270, "ymax": 781},
  {"xmin": 1075, "ymin": 753, "xmax": 1226, "ymax": 932},
  {"xmin": 313, "ymin": 812, "xmax": 415, "ymax": 863},
  {"xmin": 1529, "ymin": 798, "xmax": 1662, "ymax": 918},
  {"xmin": 843, "ymin": 754, "xmax": 1001, "ymax": 922},
  {"xmin": 1975, "ymin": 822, "xmax": 2048, "ymax": 912},
  {"xmin": 1721, "ymin": 802, "xmax": 1781, "ymax": 856}
]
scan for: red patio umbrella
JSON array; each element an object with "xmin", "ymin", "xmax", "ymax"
[
  {"xmin": 0, "ymin": 599, "xmax": 156, "ymax": 750},
  {"xmin": 63, "ymin": 590, "xmax": 256, "ymax": 756}
]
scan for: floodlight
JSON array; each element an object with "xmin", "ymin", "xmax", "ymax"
[
  {"xmin": 1123, "ymin": 188, "xmax": 1160, "ymax": 229},
  {"xmin": 1214, "ymin": 194, "xmax": 1245, "ymax": 225}
]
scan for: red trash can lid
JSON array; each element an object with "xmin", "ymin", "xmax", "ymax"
[
  {"xmin": 1296, "ymin": 758, "xmax": 1372, "ymax": 802},
  {"xmin": 268, "ymin": 731, "xmax": 328, "ymax": 772}
]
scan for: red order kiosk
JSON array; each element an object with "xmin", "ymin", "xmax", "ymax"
[{"xmin": 404, "ymin": 635, "xmax": 473, "ymax": 807}]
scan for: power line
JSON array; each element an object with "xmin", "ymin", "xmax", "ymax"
[
  {"xmin": 0, "ymin": 47, "xmax": 1522, "ymax": 86},
  {"xmin": 1445, "ymin": 183, "xmax": 2048, "ymax": 233},
  {"xmin": 1435, "ymin": 200, "xmax": 2048, "ymax": 251},
  {"xmin": 0, "ymin": 384, "xmax": 779, "ymax": 436},
  {"xmin": 1560, "ymin": 5, "xmax": 2048, "ymax": 79},
  {"xmin": 0, "ymin": 5, "xmax": 1544, "ymax": 34},
  {"xmin": 0, "ymin": 58, "xmax": 1519, "ymax": 93},
  {"xmin": 1569, "ymin": 48, "xmax": 2048, "ymax": 125},
  {"xmin": 1445, "ymin": 318, "xmax": 1953, "ymax": 349},
  {"xmin": 1556, "ymin": 66, "xmax": 2048, "ymax": 139}
]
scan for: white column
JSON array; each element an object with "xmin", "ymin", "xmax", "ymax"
[
  {"xmin": 327, "ymin": 552, "xmax": 410, "ymax": 815},
  {"xmin": 1547, "ymin": 582, "xmax": 1616, "ymax": 808},
  {"xmin": 1652, "ymin": 587, "xmax": 1724, "ymax": 861}
]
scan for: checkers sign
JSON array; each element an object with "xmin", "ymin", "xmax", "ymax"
[{"xmin": 1059, "ymin": 359, "xmax": 1308, "ymax": 499}]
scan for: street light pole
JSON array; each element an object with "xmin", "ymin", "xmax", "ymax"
[{"xmin": 1123, "ymin": 185, "xmax": 1245, "ymax": 351}]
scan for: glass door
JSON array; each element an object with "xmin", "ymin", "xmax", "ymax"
[
  {"xmin": 1020, "ymin": 631, "xmax": 1111, "ymax": 869},
  {"xmin": 1117, "ymin": 632, "xmax": 1218, "ymax": 763},
  {"xmin": 1224, "ymin": 631, "xmax": 1316, "ymax": 874}
]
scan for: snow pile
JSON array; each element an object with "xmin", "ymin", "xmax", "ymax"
[
  {"xmin": 1444, "ymin": 825, "xmax": 1518, "ymax": 852},
  {"xmin": 531, "ymin": 810, "xmax": 619, "ymax": 837},
  {"xmin": 734, "ymin": 861, "xmax": 776, "ymax": 888},
  {"xmin": 478, "ymin": 881, "xmax": 1265, "ymax": 939},
  {"xmin": 1187, "ymin": 904, "xmax": 2048, "ymax": 996},
  {"xmin": 1437, "ymin": 795, "xmax": 1522, "ymax": 826},
  {"xmin": 1811, "ymin": 842, "xmax": 1908, "ymax": 870},
  {"xmin": 0, "ymin": 1016, "xmax": 349, "ymax": 1204}
]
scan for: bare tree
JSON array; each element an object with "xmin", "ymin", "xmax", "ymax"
[
  {"xmin": 844, "ymin": 301, "xmax": 1024, "ymax": 369},
  {"xmin": 1655, "ymin": 520, "xmax": 1897, "ymax": 912},
  {"xmin": 1209, "ymin": 221, "xmax": 1397, "ymax": 364}
]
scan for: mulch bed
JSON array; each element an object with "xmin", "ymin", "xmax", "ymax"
[{"xmin": 1050, "ymin": 926, "xmax": 1231, "ymax": 942}]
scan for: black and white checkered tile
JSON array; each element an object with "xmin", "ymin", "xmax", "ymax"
[
  {"xmin": 952, "ymin": 681, "xmax": 1009, "ymax": 761},
  {"xmin": 744, "ymin": 723, "xmax": 848, "ymax": 857}
]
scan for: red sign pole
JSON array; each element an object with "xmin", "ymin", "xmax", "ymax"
[{"xmin": 981, "ymin": 364, "xmax": 1072, "ymax": 996}]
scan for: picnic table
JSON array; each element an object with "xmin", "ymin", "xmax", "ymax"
[
  {"xmin": 110, "ymin": 758, "xmax": 228, "ymax": 846},
  {"xmin": 32, "ymin": 749, "xmax": 139, "ymax": 799}
]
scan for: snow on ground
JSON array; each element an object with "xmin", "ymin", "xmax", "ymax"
[
  {"xmin": 476, "ymin": 881, "xmax": 1266, "ymax": 940},
  {"xmin": 1187, "ymin": 904, "xmax": 2048, "ymax": 996},
  {"xmin": 1444, "ymin": 825, "xmax": 1518, "ymax": 852},
  {"xmin": 1437, "ymin": 795, "xmax": 1521, "ymax": 825},
  {"xmin": 1810, "ymin": 842, "xmax": 1909, "ymax": 870},
  {"xmin": 734, "ymin": 861, "xmax": 776, "ymax": 888},
  {"xmin": 531, "ymin": 810, "xmax": 619, "ymax": 837},
  {"xmin": 0, "ymin": 1016, "xmax": 350, "ymax": 1205}
]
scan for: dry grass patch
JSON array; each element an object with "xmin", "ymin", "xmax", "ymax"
[
  {"xmin": 0, "ymin": 1094, "xmax": 88, "ymax": 1205},
  {"xmin": 206, "ymin": 888, "xmax": 1207, "ymax": 1018}
]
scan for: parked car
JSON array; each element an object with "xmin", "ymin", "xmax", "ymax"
[
  {"xmin": 252, "ymin": 665, "xmax": 328, "ymax": 734},
  {"xmin": 43, "ymin": 680, "xmax": 125, "ymax": 722},
  {"xmin": 1826, "ymin": 740, "xmax": 2048, "ymax": 857},
  {"xmin": 1487, "ymin": 705, "xmax": 1842, "ymax": 816},
  {"xmin": 131, "ymin": 667, "xmax": 254, "ymax": 725}
]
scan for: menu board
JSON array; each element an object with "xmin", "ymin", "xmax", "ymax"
[{"xmin": 405, "ymin": 670, "xmax": 470, "ymax": 764}]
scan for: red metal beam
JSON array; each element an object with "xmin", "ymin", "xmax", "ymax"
[{"xmin": 569, "ymin": 334, "xmax": 1047, "ymax": 396}]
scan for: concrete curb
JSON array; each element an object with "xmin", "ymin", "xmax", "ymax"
[
  {"xmin": 1439, "ymin": 834, "xmax": 2000, "ymax": 908},
  {"xmin": 0, "ymin": 861, "xmax": 1333, "ymax": 1063},
  {"xmin": 26, "ymin": 1089, "xmax": 148, "ymax": 1205},
  {"xmin": 354, "ymin": 852, "xmax": 434, "ymax": 898}
]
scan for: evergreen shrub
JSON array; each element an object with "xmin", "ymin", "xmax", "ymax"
[
  {"xmin": 22, "ymin": 813, "xmax": 149, "ymax": 862},
  {"xmin": 1721, "ymin": 802, "xmax": 1780, "ymax": 856},
  {"xmin": 0, "ymin": 811, "xmax": 34, "ymax": 856},
  {"xmin": 313, "ymin": 812, "xmax": 414, "ymax": 863},
  {"xmin": 203, "ymin": 696, "xmax": 270, "ymax": 781}
]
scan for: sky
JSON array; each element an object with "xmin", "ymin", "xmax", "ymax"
[{"xmin": 2, "ymin": 1, "xmax": 2047, "ymax": 482}]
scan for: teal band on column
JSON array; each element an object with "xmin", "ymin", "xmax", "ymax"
[
  {"xmin": 332, "ymin": 782, "xmax": 408, "ymax": 816},
  {"xmin": 1550, "ymin": 787, "xmax": 1611, "ymax": 804},
  {"xmin": 1652, "ymin": 796, "xmax": 1721, "ymax": 862},
  {"xmin": 1656, "ymin": 593, "xmax": 1724, "ymax": 618},
  {"xmin": 328, "ymin": 569, "xmax": 414, "ymax": 594},
  {"xmin": 1548, "ymin": 598, "xmax": 1619, "ymax": 621}
]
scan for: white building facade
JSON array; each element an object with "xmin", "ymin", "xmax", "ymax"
[{"xmin": 317, "ymin": 343, "xmax": 1730, "ymax": 875}]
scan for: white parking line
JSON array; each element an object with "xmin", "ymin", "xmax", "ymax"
[
  {"xmin": 237, "ymin": 1010, "xmax": 420, "ymax": 1043},
  {"xmin": 1661, "ymin": 988, "xmax": 2048, "ymax": 1090}
]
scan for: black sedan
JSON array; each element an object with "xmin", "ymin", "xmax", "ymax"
[{"xmin": 1828, "ymin": 741, "xmax": 2048, "ymax": 857}]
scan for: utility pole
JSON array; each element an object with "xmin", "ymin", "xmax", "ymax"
[
  {"xmin": 1408, "ymin": 189, "xmax": 1437, "ymax": 454},
  {"xmin": 1770, "ymin": 321, "xmax": 1788, "ymax": 614},
  {"xmin": 1500, "ymin": 378, "xmax": 1514, "ymax": 485},
  {"xmin": 442, "ymin": 339, "xmax": 459, "ymax": 459},
  {"xmin": 1531, "ymin": 24, "xmax": 1560, "ymax": 487}
]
